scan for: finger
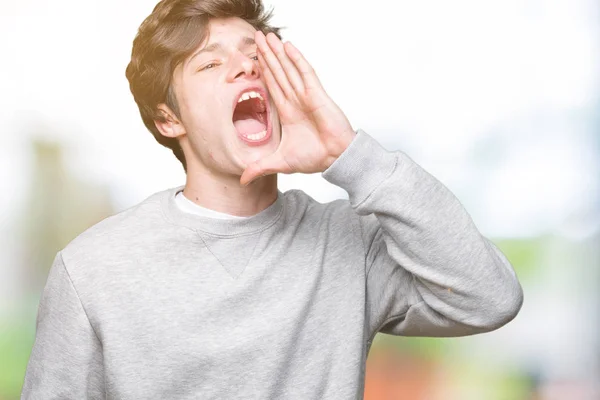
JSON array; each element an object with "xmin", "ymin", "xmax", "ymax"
[
  {"xmin": 255, "ymin": 31, "xmax": 296, "ymax": 99},
  {"xmin": 265, "ymin": 33, "xmax": 305, "ymax": 95},
  {"xmin": 284, "ymin": 41, "xmax": 323, "ymax": 92},
  {"xmin": 257, "ymin": 51, "xmax": 286, "ymax": 108},
  {"xmin": 240, "ymin": 153, "xmax": 292, "ymax": 186}
]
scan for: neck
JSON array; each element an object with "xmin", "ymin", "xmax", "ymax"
[{"xmin": 183, "ymin": 166, "xmax": 278, "ymax": 218}]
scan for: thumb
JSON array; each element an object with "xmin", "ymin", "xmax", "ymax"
[{"xmin": 240, "ymin": 153, "xmax": 291, "ymax": 186}]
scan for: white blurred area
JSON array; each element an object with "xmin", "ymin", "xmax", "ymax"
[
  {"xmin": 1, "ymin": 0, "xmax": 598, "ymax": 235},
  {"xmin": 1, "ymin": 0, "xmax": 599, "ymax": 398}
]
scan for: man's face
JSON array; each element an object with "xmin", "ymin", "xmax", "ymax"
[{"xmin": 165, "ymin": 17, "xmax": 281, "ymax": 177}]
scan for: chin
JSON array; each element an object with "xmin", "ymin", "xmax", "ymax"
[{"xmin": 238, "ymin": 136, "xmax": 279, "ymax": 164}]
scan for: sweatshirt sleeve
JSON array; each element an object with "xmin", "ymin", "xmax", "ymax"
[
  {"xmin": 322, "ymin": 130, "xmax": 524, "ymax": 338},
  {"xmin": 22, "ymin": 252, "xmax": 105, "ymax": 399}
]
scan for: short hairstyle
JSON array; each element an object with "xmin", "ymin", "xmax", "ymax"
[{"xmin": 125, "ymin": 0, "xmax": 282, "ymax": 172}]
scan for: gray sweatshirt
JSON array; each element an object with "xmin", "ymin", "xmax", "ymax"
[{"xmin": 21, "ymin": 130, "xmax": 523, "ymax": 399}]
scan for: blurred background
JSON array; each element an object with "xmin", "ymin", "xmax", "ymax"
[{"xmin": 1, "ymin": 0, "xmax": 599, "ymax": 398}]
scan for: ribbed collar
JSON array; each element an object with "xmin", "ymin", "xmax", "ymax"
[{"xmin": 160, "ymin": 186, "xmax": 285, "ymax": 237}]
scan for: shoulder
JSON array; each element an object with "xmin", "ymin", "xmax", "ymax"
[
  {"xmin": 282, "ymin": 188, "xmax": 378, "ymax": 247},
  {"xmin": 281, "ymin": 188, "xmax": 358, "ymax": 224},
  {"xmin": 60, "ymin": 187, "xmax": 177, "ymax": 268}
]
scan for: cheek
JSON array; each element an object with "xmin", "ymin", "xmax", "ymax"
[
  {"xmin": 177, "ymin": 79, "xmax": 213, "ymax": 116},
  {"xmin": 187, "ymin": 95, "xmax": 232, "ymax": 131}
]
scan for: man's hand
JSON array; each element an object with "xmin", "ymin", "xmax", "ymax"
[{"xmin": 240, "ymin": 31, "xmax": 356, "ymax": 186}]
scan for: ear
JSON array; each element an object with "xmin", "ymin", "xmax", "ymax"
[{"xmin": 155, "ymin": 104, "xmax": 186, "ymax": 139}]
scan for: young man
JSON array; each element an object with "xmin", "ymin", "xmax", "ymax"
[{"xmin": 22, "ymin": 0, "xmax": 523, "ymax": 398}]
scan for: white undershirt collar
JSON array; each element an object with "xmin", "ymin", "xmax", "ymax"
[{"xmin": 174, "ymin": 191, "xmax": 250, "ymax": 220}]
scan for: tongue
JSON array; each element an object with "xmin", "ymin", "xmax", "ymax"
[{"xmin": 233, "ymin": 118, "xmax": 267, "ymax": 137}]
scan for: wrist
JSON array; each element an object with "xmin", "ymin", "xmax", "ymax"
[{"xmin": 324, "ymin": 130, "xmax": 356, "ymax": 169}]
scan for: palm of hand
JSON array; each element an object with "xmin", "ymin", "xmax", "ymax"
[{"xmin": 240, "ymin": 32, "xmax": 355, "ymax": 185}]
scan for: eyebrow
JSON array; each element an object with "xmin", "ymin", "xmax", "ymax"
[{"xmin": 187, "ymin": 36, "xmax": 257, "ymax": 65}]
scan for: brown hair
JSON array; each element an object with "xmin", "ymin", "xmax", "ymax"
[{"xmin": 125, "ymin": 0, "xmax": 282, "ymax": 172}]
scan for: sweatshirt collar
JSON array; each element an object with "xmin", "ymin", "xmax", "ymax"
[{"xmin": 160, "ymin": 186, "xmax": 284, "ymax": 236}]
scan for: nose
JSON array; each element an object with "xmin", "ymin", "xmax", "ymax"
[{"xmin": 226, "ymin": 51, "xmax": 260, "ymax": 82}]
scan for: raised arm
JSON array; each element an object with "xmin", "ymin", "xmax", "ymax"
[{"xmin": 323, "ymin": 131, "xmax": 523, "ymax": 338}]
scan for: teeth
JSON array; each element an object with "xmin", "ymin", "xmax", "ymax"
[
  {"xmin": 238, "ymin": 91, "xmax": 264, "ymax": 103},
  {"xmin": 246, "ymin": 130, "xmax": 267, "ymax": 141}
]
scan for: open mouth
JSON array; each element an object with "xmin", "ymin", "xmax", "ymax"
[{"xmin": 232, "ymin": 88, "xmax": 271, "ymax": 145}]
